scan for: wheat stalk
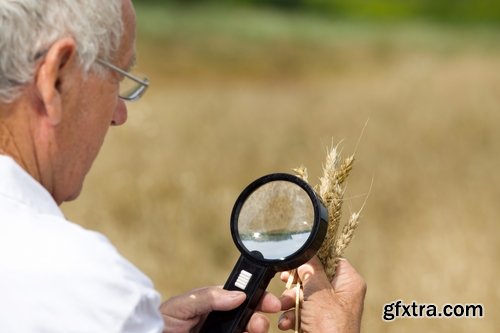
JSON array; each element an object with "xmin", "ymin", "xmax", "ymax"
[{"xmin": 289, "ymin": 141, "xmax": 365, "ymax": 333}]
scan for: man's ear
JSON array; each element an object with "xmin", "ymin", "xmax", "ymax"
[{"xmin": 35, "ymin": 37, "xmax": 78, "ymax": 126}]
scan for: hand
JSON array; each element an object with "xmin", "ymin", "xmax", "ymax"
[
  {"xmin": 279, "ymin": 257, "xmax": 366, "ymax": 333},
  {"xmin": 160, "ymin": 286, "xmax": 282, "ymax": 333}
]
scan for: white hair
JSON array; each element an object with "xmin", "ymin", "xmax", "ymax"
[{"xmin": 0, "ymin": 0, "xmax": 124, "ymax": 103}]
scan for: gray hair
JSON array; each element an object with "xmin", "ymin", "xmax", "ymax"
[{"xmin": 0, "ymin": 0, "xmax": 123, "ymax": 103}]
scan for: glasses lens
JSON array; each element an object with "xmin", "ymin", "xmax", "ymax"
[{"xmin": 119, "ymin": 77, "xmax": 149, "ymax": 101}]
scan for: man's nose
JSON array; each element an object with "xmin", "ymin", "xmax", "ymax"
[{"xmin": 111, "ymin": 99, "xmax": 128, "ymax": 126}]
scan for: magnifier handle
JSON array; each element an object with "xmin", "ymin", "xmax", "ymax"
[{"xmin": 199, "ymin": 255, "xmax": 275, "ymax": 333}]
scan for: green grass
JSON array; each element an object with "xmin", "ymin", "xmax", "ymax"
[
  {"xmin": 134, "ymin": 2, "xmax": 500, "ymax": 83},
  {"xmin": 138, "ymin": 0, "xmax": 500, "ymax": 24},
  {"xmin": 135, "ymin": 2, "xmax": 500, "ymax": 52}
]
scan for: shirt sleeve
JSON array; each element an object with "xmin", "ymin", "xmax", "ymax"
[
  {"xmin": 0, "ymin": 213, "xmax": 165, "ymax": 333},
  {"xmin": 119, "ymin": 289, "xmax": 164, "ymax": 333}
]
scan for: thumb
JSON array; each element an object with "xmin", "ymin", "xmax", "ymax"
[
  {"xmin": 331, "ymin": 258, "xmax": 367, "ymax": 296},
  {"xmin": 296, "ymin": 256, "xmax": 333, "ymax": 297}
]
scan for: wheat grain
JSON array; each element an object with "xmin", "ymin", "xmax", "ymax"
[
  {"xmin": 318, "ymin": 145, "xmax": 341, "ymax": 201},
  {"xmin": 335, "ymin": 212, "xmax": 360, "ymax": 255},
  {"xmin": 292, "ymin": 166, "xmax": 309, "ymax": 183},
  {"xmin": 334, "ymin": 155, "xmax": 354, "ymax": 185}
]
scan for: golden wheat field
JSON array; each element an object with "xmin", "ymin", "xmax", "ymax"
[{"xmin": 62, "ymin": 4, "xmax": 499, "ymax": 333}]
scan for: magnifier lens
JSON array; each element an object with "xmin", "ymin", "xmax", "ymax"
[
  {"xmin": 237, "ymin": 181, "xmax": 314, "ymax": 260},
  {"xmin": 200, "ymin": 173, "xmax": 328, "ymax": 333}
]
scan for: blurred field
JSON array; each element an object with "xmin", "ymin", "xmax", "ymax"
[{"xmin": 62, "ymin": 4, "xmax": 499, "ymax": 332}]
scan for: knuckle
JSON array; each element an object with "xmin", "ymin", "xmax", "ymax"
[
  {"xmin": 354, "ymin": 275, "xmax": 367, "ymax": 296},
  {"xmin": 206, "ymin": 287, "xmax": 221, "ymax": 300}
]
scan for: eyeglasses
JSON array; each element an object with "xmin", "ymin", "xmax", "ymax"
[{"xmin": 96, "ymin": 58, "xmax": 149, "ymax": 102}]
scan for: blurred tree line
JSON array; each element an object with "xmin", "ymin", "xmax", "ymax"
[{"xmin": 137, "ymin": 0, "xmax": 500, "ymax": 23}]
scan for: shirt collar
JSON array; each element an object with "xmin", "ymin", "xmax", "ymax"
[{"xmin": 0, "ymin": 154, "xmax": 64, "ymax": 218}]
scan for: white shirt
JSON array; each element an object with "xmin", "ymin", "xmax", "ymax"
[{"xmin": 0, "ymin": 155, "xmax": 164, "ymax": 333}]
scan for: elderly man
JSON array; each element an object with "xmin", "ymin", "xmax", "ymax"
[
  {"xmin": 0, "ymin": 1, "xmax": 280, "ymax": 332},
  {"xmin": 0, "ymin": 1, "xmax": 365, "ymax": 332}
]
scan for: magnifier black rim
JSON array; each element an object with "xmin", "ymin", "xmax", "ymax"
[{"xmin": 230, "ymin": 173, "xmax": 327, "ymax": 268}]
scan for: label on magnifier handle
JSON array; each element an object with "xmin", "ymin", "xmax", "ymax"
[{"xmin": 199, "ymin": 255, "xmax": 275, "ymax": 333}]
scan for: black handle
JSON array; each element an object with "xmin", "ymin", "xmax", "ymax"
[{"xmin": 199, "ymin": 255, "xmax": 275, "ymax": 333}]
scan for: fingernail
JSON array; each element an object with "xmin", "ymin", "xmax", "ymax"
[
  {"xmin": 229, "ymin": 291, "xmax": 246, "ymax": 299},
  {"xmin": 278, "ymin": 312, "xmax": 290, "ymax": 328}
]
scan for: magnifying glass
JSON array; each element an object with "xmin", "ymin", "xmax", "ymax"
[{"xmin": 199, "ymin": 173, "xmax": 329, "ymax": 333}]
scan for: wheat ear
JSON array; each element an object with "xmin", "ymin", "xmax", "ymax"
[
  {"xmin": 288, "ymin": 141, "xmax": 364, "ymax": 333},
  {"xmin": 292, "ymin": 146, "xmax": 358, "ymax": 279},
  {"xmin": 317, "ymin": 146, "xmax": 355, "ymax": 279}
]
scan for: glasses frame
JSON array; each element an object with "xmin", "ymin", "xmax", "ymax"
[{"xmin": 96, "ymin": 58, "xmax": 149, "ymax": 102}]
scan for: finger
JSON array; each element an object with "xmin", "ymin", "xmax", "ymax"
[
  {"xmin": 245, "ymin": 312, "xmax": 270, "ymax": 333},
  {"xmin": 280, "ymin": 287, "xmax": 302, "ymax": 310},
  {"xmin": 297, "ymin": 256, "xmax": 325, "ymax": 284},
  {"xmin": 255, "ymin": 291, "xmax": 282, "ymax": 313},
  {"xmin": 280, "ymin": 270, "xmax": 298, "ymax": 285},
  {"xmin": 297, "ymin": 256, "xmax": 332, "ymax": 296},
  {"xmin": 161, "ymin": 287, "xmax": 246, "ymax": 319},
  {"xmin": 277, "ymin": 309, "xmax": 296, "ymax": 331}
]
